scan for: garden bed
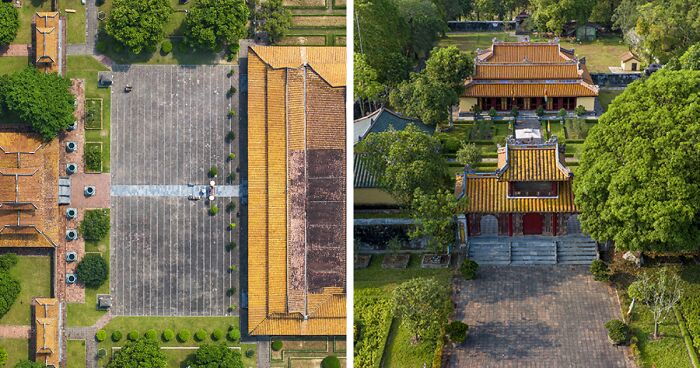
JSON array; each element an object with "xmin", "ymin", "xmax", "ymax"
[
  {"xmin": 85, "ymin": 98, "xmax": 103, "ymax": 130},
  {"xmin": 354, "ymin": 254, "xmax": 371, "ymax": 269},
  {"xmin": 84, "ymin": 142, "xmax": 103, "ymax": 173},
  {"xmin": 421, "ymin": 254, "xmax": 451, "ymax": 268},
  {"xmin": 381, "ymin": 254, "xmax": 410, "ymax": 269}
]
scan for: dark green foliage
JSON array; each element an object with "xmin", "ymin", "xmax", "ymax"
[
  {"xmin": 271, "ymin": 340, "xmax": 283, "ymax": 351},
  {"xmin": 392, "ymin": 277, "xmax": 449, "ymax": 340},
  {"xmin": 459, "ymin": 259, "xmax": 479, "ymax": 280},
  {"xmin": 0, "ymin": 68, "xmax": 75, "ymax": 140},
  {"xmin": 226, "ymin": 131, "xmax": 235, "ymax": 142},
  {"xmin": 605, "ymin": 319, "xmax": 630, "ymax": 345},
  {"xmin": 84, "ymin": 144, "xmax": 102, "ymax": 172},
  {"xmin": 354, "ymin": 289, "xmax": 392, "ymax": 367},
  {"xmin": 395, "ymin": 0, "xmax": 444, "ymax": 59},
  {"xmin": 225, "ymin": 241, "xmax": 236, "ymax": 251},
  {"xmin": 186, "ymin": 343, "xmax": 243, "ymax": 368},
  {"xmin": 105, "ymin": 0, "xmax": 173, "ymax": 54},
  {"xmin": 410, "ymin": 189, "xmax": 459, "ymax": 254},
  {"xmin": 209, "ymin": 205, "xmax": 219, "ymax": 216},
  {"xmin": 106, "ymin": 338, "xmax": 167, "ymax": 368},
  {"xmin": 128, "ymin": 330, "xmax": 139, "ymax": 341},
  {"xmin": 245, "ymin": 349, "xmax": 254, "ymax": 358},
  {"xmin": 96, "ymin": 329, "xmax": 107, "ymax": 342},
  {"xmin": 0, "ymin": 347, "xmax": 6, "ymax": 367},
  {"xmin": 184, "ymin": 0, "xmax": 249, "ymax": 51},
  {"xmin": 574, "ymin": 70, "xmax": 700, "ymax": 252},
  {"xmin": 389, "ymin": 72, "xmax": 456, "ymax": 126},
  {"xmin": 536, "ymin": 105, "xmax": 545, "ymax": 117},
  {"xmin": 13, "ymin": 360, "xmax": 45, "ymax": 368},
  {"xmin": 440, "ymin": 136, "xmax": 460, "ymax": 153},
  {"xmin": 488, "ymin": 107, "xmax": 497, "ymax": 118},
  {"xmin": 531, "ymin": 0, "xmax": 595, "ymax": 35},
  {"xmin": 227, "ymin": 328, "xmax": 240, "ymax": 342},
  {"xmin": 0, "ymin": 3, "xmax": 19, "ymax": 46},
  {"xmin": 0, "ymin": 253, "xmax": 18, "ymax": 271},
  {"xmin": 111, "ymin": 330, "xmax": 123, "ymax": 342},
  {"xmin": 255, "ymin": 0, "xmax": 292, "ymax": 43},
  {"xmin": 208, "ymin": 166, "xmax": 219, "ymax": 178},
  {"xmin": 0, "ymin": 271, "xmax": 20, "ymax": 319},
  {"xmin": 574, "ymin": 105, "xmax": 586, "ymax": 116},
  {"xmin": 211, "ymin": 329, "xmax": 224, "ymax": 341},
  {"xmin": 177, "ymin": 329, "xmax": 191, "ymax": 342},
  {"xmin": 589, "ymin": 259, "xmax": 610, "ymax": 281},
  {"xmin": 144, "ymin": 329, "xmax": 158, "ymax": 340},
  {"xmin": 226, "ymin": 201, "xmax": 236, "ymax": 213},
  {"xmin": 679, "ymin": 266, "xmax": 700, "ymax": 349},
  {"xmin": 194, "ymin": 329, "xmax": 207, "ymax": 341},
  {"xmin": 80, "ymin": 209, "xmax": 110, "ymax": 241},
  {"xmin": 160, "ymin": 40, "xmax": 173, "ymax": 54},
  {"xmin": 97, "ymin": 348, "xmax": 107, "ymax": 358},
  {"xmin": 226, "ymin": 287, "xmax": 236, "ymax": 297},
  {"xmin": 445, "ymin": 321, "xmax": 469, "ymax": 344},
  {"xmin": 162, "ymin": 329, "xmax": 175, "ymax": 342},
  {"xmin": 321, "ymin": 355, "xmax": 340, "ymax": 368},
  {"xmin": 76, "ymin": 253, "xmax": 108, "ymax": 289}
]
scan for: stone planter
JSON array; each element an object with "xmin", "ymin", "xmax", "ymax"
[
  {"xmin": 354, "ymin": 254, "xmax": 371, "ymax": 269},
  {"xmin": 421, "ymin": 254, "xmax": 451, "ymax": 268},
  {"xmin": 382, "ymin": 254, "xmax": 410, "ymax": 269}
]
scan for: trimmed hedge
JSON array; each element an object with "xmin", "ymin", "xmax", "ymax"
[
  {"xmin": 145, "ymin": 329, "xmax": 157, "ymax": 340},
  {"xmin": 80, "ymin": 209, "xmax": 110, "ymax": 241},
  {"xmin": 227, "ymin": 328, "xmax": 240, "ymax": 342},
  {"xmin": 194, "ymin": 329, "xmax": 207, "ymax": 342},
  {"xmin": 76, "ymin": 253, "xmax": 108, "ymax": 288},
  {"xmin": 446, "ymin": 321, "xmax": 468, "ymax": 344},
  {"xmin": 590, "ymin": 260, "xmax": 610, "ymax": 282},
  {"xmin": 111, "ymin": 330, "xmax": 122, "ymax": 342},
  {"xmin": 95, "ymin": 329, "xmax": 107, "ymax": 342},
  {"xmin": 354, "ymin": 289, "xmax": 392, "ymax": 367},
  {"xmin": 605, "ymin": 319, "xmax": 629, "ymax": 345},
  {"xmin": 271, "ymin": 340, "xmax": 283, "ymax": 351},
  {"xmin": 459, "ymin": 259, "xmax": 479, "ymax": 280},
  {"xmin": 128, "ymin": 330, "xmax": 139, "ymax": 341},
  {"xmin": 161, "ymin": 40, "xmax": 173, "ymax": 54},
  {"xmin": 162, "ymin": 329, "xmax": 175, "ymax": 342},
  {"xmin": 177, "ymin": 329, "xmax": 191, "ymax": 342},
  {"xmin": 211, "ymin": 329, "xmax": 224, "ymax": 341},
  {"xmin": 321, "ymin": 355, "xmax": 340, "ymax": 368}
]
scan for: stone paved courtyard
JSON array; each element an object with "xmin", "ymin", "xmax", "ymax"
[{"xmin": 449, "ymin": 266, "xmax": 630, "ymax": 368}]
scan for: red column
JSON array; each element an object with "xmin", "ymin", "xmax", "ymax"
[
  {"xmin": 508, "ymin": 214, "xmax": 513, "ymax": 236},
  {"xmin": 552, "ymin": 214, "xmax": 558, "ymax": 236}
]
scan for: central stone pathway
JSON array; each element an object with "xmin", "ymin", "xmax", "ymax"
[{"xmin": 111, "ymin": 184, "xmax": 240, "ymax": 197}]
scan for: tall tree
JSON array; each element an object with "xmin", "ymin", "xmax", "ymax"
[
  {"xmin": 0, "ymin": 3, "xmax": 19, "ymax": 46},
  {"xmin": 395, "ymin": 0, "xmax": 445, "ymax": 60},
  {"xmin": 392, "ymin": 277, "xmax": 449, "ymax": 341},
  {"xmin": 185, "ymin": 0, "xmax": 250, "ymax": 51},
  {"xmin": 187, "ymin": 344, "xmax": 243, "ymax": 368},
  {"xmin": 359, "ymin": 125, "xmax": 449, "ymax": 206},
  {"xmin": 678, "ymin": 41, "xmax": 700, "ymax": 70},
  {"xmin": 0, "ymin": 68, "xmax": 75, "ymax": 141},
  {"xmin": 255, "ymin": 0, "xmax": 292, "ymax": 44},
  {"xmin": 389, "ymin": 72, "xmax": 458, "ymax": 125},
  {"xmin": 531, "ymin": 0, "xmax": 596, "ymax": 34},
  {"xmin": 105, "ymin": 0, "xmax": 172, "ymax": 54},
  {"xmin": 574, "ymin": 70, "xmax": 700, "ymax": 252},
  {"xmin": 410, "ymin": 189, "xmax": 461, "ymax": 254},
  {"xmin": 633, "ymin": 0, "xmax": 700, "ymax": 63},
  {"xmin": 107, "ymin": 338, "xmax": 167, "ymax": 368},
  {"xmin": 354, "ymin": 53, "xmax": 384, "ymax": 116}
]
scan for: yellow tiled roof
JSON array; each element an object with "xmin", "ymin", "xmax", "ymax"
[
  {"xmin": 498, "ymin": 145, "xmax": 571, "ymax": 182},
  {"xmin": 250, "ymin": 46, "xmax": 346, "ymax": 87},
  {"xmin": 33, "ymin": 298, "xmax": 59, "ymax": 367},
  {"xmin": 247, "ymin": 47, "xmax": 346, "ymax": 336},
  {"xmin": 463, "ymin": 82, "xmax": 598, "ymax": 97},
  {"xmin": 34, "ymin": 12, "xmax": 59, "ymax": 68},
  {"xmin": 478, "ymin": 42, "xmax": 574, "ymax": 63},
  {"xmin": 474, "ymin": 64, "xmax": 581, "ymax": 80}
]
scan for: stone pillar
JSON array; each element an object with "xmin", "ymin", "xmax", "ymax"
[
  {"xmin": 456, "ymin": 214, "xmax": 468, "ymax": 249},
  {"xmin": 543, "ymin": 213, "xmax": 552, "ymax": 235},
  {"xmin": 513, "ymin": 213, "xmax": 523, "ymax": 236}
]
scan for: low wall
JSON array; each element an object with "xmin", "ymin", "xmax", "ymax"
[
  {"xmin": 447, "ymin": 21, "xmax": 516, "ymax": 32},
  {"xmin": 591, "ymin": 73, "xmax": 642, "ymax": 87}
]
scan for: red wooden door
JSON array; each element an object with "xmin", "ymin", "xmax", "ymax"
[{"xmin": 522, "ymin": 213, "xmax": 543, "ymax": 235}]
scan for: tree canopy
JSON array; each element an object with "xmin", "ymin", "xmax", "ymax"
[
  {"xmin": 392, "ymin": 277, "xmax": 449, "ymax": 341},
  {"xmin": 76, "ymin": 253, "xmax": 109, "ymax": 289},
  {"xmin": 396, "ymin": 0, "xmax": 445, "ymax": 59},
  {"xmin": 0, "ymin": 271, "xmax": 20, "ymax": 319},
  {"xmin": 105, "ymin": 0, "xmax": 172, "ymax": 54},
  {"xmin": 677, "ymin": 41, "xmax": 700, "ymax": 70},
  {"xmin": 0, "ymin": 68, "xmax": 75, "ymax": 141},
  {"xmin": 359, "ymin": 125, "xmax": 449, "ymax": 206},
  {"xmin": 531, "ymin": 0, "xmax": 596, "ymax": 34},
  {"xmin": 80, "ymin": 209, "xmax": 111, "ymax": 241},
  {"xmin": 185, "ymin": 0, "xmax": 250, "ymax": 51},
  {"xmin": 255, "ymin": 0, "xmax": 292, "ymax": 44},
  {"xmin": 0, "ymin": 3, "xmax": 19, "ymax": 46},
  {"xmin": 354, "ymin": 53, "xmax": 384, "ymax": 115},
  {"xmin": 389, "ymin": 72, "xmax": 457, "ymax": 125},
  {"xmin": 187, "ymin": 343, "xmax": 243, "ymax": 368},
  {"xmin": 410, "ymin": 189, "xmax": 461, "ymax": 254},
  {"xmin": 14, "ymin": 360, "xmax": 45, "ymax": 368},
  {"xmin": 107, "ymin": 338, "xmax": 167, "ymax": 368},
  {"xmin": 574, "ymin": 70, "xmax": 700, "ymax": 252},
  {"xmin": 424, "ymin": 46, "xmax": 474, "ymax": 95}
]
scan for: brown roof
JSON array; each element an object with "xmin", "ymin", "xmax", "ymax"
[
  {"xmin": 463, "ymin": 82, "xmax": 598, "ymax": 97},
  {"xmin": 473, "ymin": 64, "xmax": 581, "ymax": 80},
  {"xmin": 247, "ymin": 46, "xmax": 346, "ymax": 336},
  {"xmin": 33, "ymin": 298, "xmax": 60, "ymax": 367},
  {"xmin": 621, "ymin": 51, "xmax": 638, "ymax": 62},
  {"xmin": 0, "ymin": 132, "xmax": 59, "ymax": 248},
  {"xmin": 34, "ymin": 12, "xmax": 59, "ymax": 71},
  {"xmin": 478, "ymin": 42, "xmax": 574, "ymax": 63}
]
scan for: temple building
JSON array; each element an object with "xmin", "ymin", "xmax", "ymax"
[
  {"xmin": 454, "ymin": 137, "xmax": 581, "ymax": 240},
  {"xmin": 459, "ymin": 40, "xmax": 599, "ymax": 114},
  {"xmin": 247, "ymin": 46, "xmax": 346, "ymax": 336},
  {"xmin": 33, "ymin": 12, "xmax": 61, "ymax": 74},
  {"xmin": 33, "ymin": 298, "xmax": 61, "ymax": 367}
]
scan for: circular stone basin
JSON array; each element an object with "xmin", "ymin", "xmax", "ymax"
[
  {"xmin": 84, "ymin": 187, "xmax": 95, "ymax": 196},
  {"xmin": 66, "ymin": 274, "xmax": 77, "ymax": 284},
  {"xmin": 66, "ymin": 164, "xmax": 77, "ymax": 174},
  {"xmin": 66, "ymin": 230, "xmax": 77, "ymax": 240},
  {"xmin": 66, "ymin": 208, "xmax": 77, "ymax": 218},
  {"xmin": 66, "ymin": 142, "xmax": 77, "ymax": 152},
  {"xmin": 66, "ymin": 252, "xmax": 77, "ymax": 262}
]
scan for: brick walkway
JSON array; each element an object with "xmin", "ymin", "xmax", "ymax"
[
  {"xmin": 0, "ymin": 44, "xmax": 30, "ymax": 56},
  {"xmin": 447, "ymin": 266, "xmax": 631, "ymax": 368},
  {"xmin": 0, "ymin": 325, "xmax": 30, "ymax": 339}
]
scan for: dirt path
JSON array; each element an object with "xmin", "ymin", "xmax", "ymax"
[{"xmin": 0, "ymin": 325, "xmax": 31, "ymax": 339}]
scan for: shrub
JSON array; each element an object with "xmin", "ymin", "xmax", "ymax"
[
  {"xmin": 574, "ymin": 105, "xmax": 586, "ymax": 116},
  {"xmin": 456, "ymin": 143, "xmax": 482, "ymax": 168},
  {"xmin": 97, "ymin": 348, "xmax": 106, "ymax": 358},
  {"xmin": 80, "ymin": 209, "xmax": 110, "ymax": 241},
  {"xmin": 84, "ymin": 143, "xmax": 102, "ymax": 172},
  {"xmin": 194, "ymin": 329, "xmax": 207, "ymax": 341},
  {"xmin": 177, "ymin": 329, "xmax": 191, "ymax": 342},
  {"xmin": 76, "ymin": 253, "xmax": 108, "ymax": 288},
  {"xmin": 227, "ymin": 69, "xmax": 235, "ymax": 77},
  {"xmin": 209, "ymin": 205, "xmax": 219, "ymax": 216},
  {"xmin": 321, "ymin": 355, "xmax": 340, "ymax": 368},
  {"xmin": 227, "ymin": 172, "xmax": 236, "ymax": 183},
  {"xmin": 95, "ymin": 329, "xmax": 107, "ymax": 342},
  {"xmin": 471, "ymin": 104, "xmax": 482, "ymax": 116},
  {"xmin": 227, "ymin": 328, "xmax": 240, "ymax": 341},
  {"xmin": 245, "ymin": 348, "xmax": 254, "ymax": 358},
  {"xmin": 228, "ymin": 265, "xmax": 237, "ymax": 272},
  {"xmin": 565, "ymin": 118, "xmax": 591, "ymax": 139},
  {"xmin": 271, "ymin": 340, "xmax": 283, "ymax": 351},
  {"xmin": 226, "ymin": 131, "xmax": 235, "ymax": 142},
  {"xmin": 226, "ymin": 201, "xmax": 236, "ymax": 213},
  {"xmin": 128, "ymin": 330, "xmax": 139, "ymax": 341},
  {"xmin": 227, "ymin": 153, "xmax": 236, "ymax": 161},
  {"xmin": 590, "ymin": 259, "xmax": 610, "ymax": 282},
  {"xmin": 0, "ymin": 253, "xmax": 18, "ymax": 271},
  {"xmin": 440, "ymin": 137, "xmax": 460, "ymax": 153},
  {"xmin": 228, "ymin": 109, "xmax": 236, "ymax": 117},
  {"xmin": 208, "ymin": 166, "xmax": 219, "ymax": 178},
  {"xmin": 0, "ymin": 347, "xmax": 6, "ymax": 367},
  {"xmin": 162, "ymin": 329, "xmax": 175, "ymax": 342},
  {"xmin": 161, "ymin": 40, "xmax": 173, "ymax": 54},
  {"xmin": 229, "ymin": 223, "xmax": 236, "ymax": 230},
  {"xmin": 111, "ymin": 330, "xmax": 122, "ymax": 342},
  {"xmin": 211, "ymin": 329, "xmax": 224, "ymax": 341},
  {"xmin": 558, "ymin": 108, "xmax": 567, "ymax": 119},
  {"xmin": 446, "ymin": 321, "xmax": 468, "ymax": 344},
  {"xmin": 230, "ymin": 86, "xmax": 236, "ymax": 94},
  {"xmin": 605, "ymin": 319, "xmax": 630, "ymax": 345},
  {"xmin": 145, "ymin": 329, "xmax": 157, "ymax": 340},
  {"xmin": 226, "ymin": 287, "xmax": 236, "ymax": 296},
  {"xmin": 225, "ymin": 241, "xmax": 236, "ymax": 251},
  {"xmin": 460, "ymin": 259, "xmax": 479, "ymax": 280},
  {"xmin": 536, "ymin": 105, "xmax": 545, "ymax": 117},
  {"xmin": 228, "ymin": 304, "xmax": 237, "ymax": 312},
  {"xmin": 488, "ymin": 107, "xmax": 497, "ymax": 118}
]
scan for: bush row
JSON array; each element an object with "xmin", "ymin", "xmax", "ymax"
[
  {"xmin": 354, "ymin": 289, "xmax": 393, "ymax": 368},
  {"xmin": 680, "ymin": 283, "xmax": 700, "ymax": 350},
  {"xmin": 100, "ymin": 326, "xmax": 241, "ymax": 344}
]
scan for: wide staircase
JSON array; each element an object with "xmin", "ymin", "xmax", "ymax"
[{"xmin": 468, "ymin": 236, "xmax": 598, "ymax": 265}]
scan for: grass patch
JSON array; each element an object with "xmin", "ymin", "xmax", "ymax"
[
  {"xmin": 14, "ymin": 1, "xmax": 53, "ymax": 44},
  {"xmin": 67, "ymin": 340, "xmax": 87, "ymax": 368},
  {"xmin": 384, "ymin": 319, "xmax": 437, "ymax": 367},
  {"xmin": 85, "ymin": 98, "xmax": 103, "ymax": 129},
  {"xmin": 628, "ymin": 303, "xmax": 692, "ymax": 368},
  {"xmin": 439, "ymin": 32, "xmax": 518, "ymax": 52},
  {"xmin": 0, "ymin": 56, "xmax": 30, "ymax": 75},
  {"xmin": 0, "ymin": 256, "xmax": 51, "ymax": 325},
  {"xmin": 66, "ymin": 237, "xmax": 109, "ymax": 327},
  {"xmin": 0, "ymin": 338, "xmax": 29, "ymax": 366},
  {"xmin": 163, "ymin": 349, "xmax": 195, "ymax": 368},
  {"xmin": 84, "ymin": 142, "xmax": 103, "ymax": 173},
  {"xmin": 66, "ymin": 56, "xmax": 111, "ymax": 172},
  {"xmin": 598, "ymin": 89, "xmax": 624, "ymax": 113},
  {"xmin": 61, "ymin": 0, "xmax": 87, "ymax": 44},
  {"xmin": 530, "ymin": 35, "xmax": 629, "ymax": 73}
]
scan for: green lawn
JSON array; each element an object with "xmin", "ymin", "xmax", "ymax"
[
  {"xmin": 67, "ymin": 340, "xmax": 87, "ymax": 368},
  {"xmin": 355, "ymin": 254, "xmax": 451, "ymax": 367},
  {"xmin": 0, "ymin": 56, "xmax": 30, "ymax": 75},
  {"xmin": 65, "ymin": 56, "xmax": 111, "ymax": 172},
  {"xmin": 66, "ymin": 237, "xmax": 110, "ymax": 327},
  {"xmin": 14, "ymin": 1, "xmax": 53, "ymax": 44},
  {"xmin": 61, "ymin": 0, "xmax": 87, "ymax": 44},
  {"xmin": 438, "ymin": 32, "xmax": 518, "ymax": 53},
  {"xmin": 0, "ymin": 256, "xmax": 52, "ymax": 325},
  {"xmin": 598, "ymin": 89, "xmax": 624, "ymax": 113},
  {"xmin": 530, "ymin": 35, "xmax": 629, "ymax": 73},
  {"xmin": 627, "ymin": 302, "xmax": 692, "ymax": 368},
  {"xmin": 164, "ymin": 349, "xmax": 194, "ymax": 368},
  {"xmin": 0, "ymin": 338, "xmax": 29, "ymax": 366}
]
